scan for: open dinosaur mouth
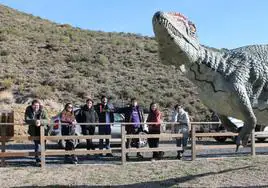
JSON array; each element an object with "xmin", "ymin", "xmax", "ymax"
[
  {"xmin": 153, "ymin": 15, "xmax": 198, "ymax": 50},
  {"xmin": 153, "ymin": 16, "xmax": 185, "ymax": 39}
]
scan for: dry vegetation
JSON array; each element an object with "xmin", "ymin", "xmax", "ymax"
[
  {"xmin": 0, "ymin": 4, "xmax": 210, "ymax": 121},
  {"xmin": 1, "ymin": 156, "xmax": 268, "ymax": 187}
]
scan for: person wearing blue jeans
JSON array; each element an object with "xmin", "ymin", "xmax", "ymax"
[{"xmin": 24, "ymin": 99, "xmax": 48, "ymax": 166}]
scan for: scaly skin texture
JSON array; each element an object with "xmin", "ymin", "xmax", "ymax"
[{"xmin": 152, "ymin": 11, "xmax": 268, "ymax": 146}]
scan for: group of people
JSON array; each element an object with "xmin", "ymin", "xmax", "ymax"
[{"xmin": 24, "ymin": 96, "xmax": 190, "ymax": 166}]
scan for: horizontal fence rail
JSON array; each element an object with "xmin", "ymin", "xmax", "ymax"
[{"xmin": 0, "ymin": 121, "xmax": 268, "ymax": 167}]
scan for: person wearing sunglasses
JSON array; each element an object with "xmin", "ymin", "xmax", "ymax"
[{"xmin": 60, "ymin": 102, "xmax": 78, "ymax": 164}]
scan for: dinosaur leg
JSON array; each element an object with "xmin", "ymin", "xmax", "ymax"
[
  {"xmin": 218, "ymin": 115, "xmax": 242, "ymax": 151},
  {"xmin": 233, "ymin": 84, "xmax": 257, "ymax": 147}
]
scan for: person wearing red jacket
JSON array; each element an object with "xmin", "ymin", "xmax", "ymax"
[{"xmin": 146, "ymin": 102, "xmax": 163, "ymax": 160}]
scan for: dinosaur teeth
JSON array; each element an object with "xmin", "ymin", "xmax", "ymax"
[
  {"xmin": 156, "ymin": 17, "xmax": 185, "ymax": 39},
  {"xmin": 164, "ymin": 20, "xmax": 168, "ymax": 26}
]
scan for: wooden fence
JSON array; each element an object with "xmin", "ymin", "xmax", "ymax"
[{"xmin": 0, "ymin": 120, "xmax": 268, "ymax": 168}]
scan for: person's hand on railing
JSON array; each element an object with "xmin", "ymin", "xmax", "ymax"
[
  {"xmin": 36, "ymin": 120, "xmax": 41, "ymax": 127},
  {"xmin": 65, "ymin": 121, "xmax": 76, "ymax": 128},
  {"xmin": 71, "ymin": 121, "xmax": 76, "ymax": 127}
]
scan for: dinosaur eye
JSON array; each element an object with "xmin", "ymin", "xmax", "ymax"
[{"xmin": 188, "ymin": 21, "xmax": 196, "ymax": 34}]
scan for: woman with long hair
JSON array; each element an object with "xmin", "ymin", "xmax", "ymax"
[{"xmin": 61, "ymin": 102, "xmax": 78, "ymax": 164}]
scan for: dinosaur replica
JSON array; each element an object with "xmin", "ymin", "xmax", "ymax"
[{"xmin": 152, "ymin": 11, "xmax": 268, "ymax": 147}]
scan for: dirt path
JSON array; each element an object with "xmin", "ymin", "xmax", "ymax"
[{"xmin": 1, "ymin": 156, "xmax": 268, "ymax": 187}]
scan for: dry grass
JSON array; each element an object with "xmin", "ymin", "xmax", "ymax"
[
  {"xmin": 0, "ymin": 90, "xmax": 14, "ymax": 104},
  {"xmin": 0, "ymin": 156, "xmax": 267, "ymax": 187}
]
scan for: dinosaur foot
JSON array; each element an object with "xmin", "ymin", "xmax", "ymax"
[
  {"xmin": 235, "ymin": 136, "xmax": 241, "ymax": 152},
  {"xmin": 235, "ymin": 143, "xmax": 240, "ymax": 152},
  {"xmin": 235, "ymin": 137, "xmax": 250, "ymax": 152},
  {"xmin": 241, "ymin": 134, "xmax": 250, "ymax": 147}
]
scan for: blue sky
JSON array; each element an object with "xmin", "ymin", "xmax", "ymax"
[{"xmin": 1, "ymin": 0, "xmax": 268, "ymax": 49}]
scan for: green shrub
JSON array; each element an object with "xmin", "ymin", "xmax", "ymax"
[
  {"xmin": 0, "ymin": 33, "xmax": 8, "ymax": 41},
  {"xmin": 0, "ymin": 49, "xmax": 10, "ymax": 56},
  {"xmin": 17, "ymin": 83, "xmax": 25, "ymax": 94},
  {"xmin": 96, "ymin": 54, "xmax": 109, "ymax": 65},
  {"xmin": 31, "ymin": 85, "xmax": 53, "ymax": 99},
  {"xmin": 144, "ymin": 42, "xmax": 158, "ymax": 53},
  {"xmin": 1, "ymin": 78, "xmax": 14, "ymax": 89}
]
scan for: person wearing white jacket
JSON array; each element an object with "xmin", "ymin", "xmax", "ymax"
[{"xmin": 172, "ymin": 105, "xmax": 190, "ymax": 159}]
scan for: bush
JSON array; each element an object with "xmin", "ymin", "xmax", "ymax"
[
  {"xmin": 144, "ymin": 41, "xmax": 158, "ymax": 53},
  {"xmin": 31, "ymin": 85, "xmax": 53, "ymax": 99},
  {"xmin": 0, "ymin": 90, "xmax": 14, "ymax": 104},
  {"xmin": 0, "ymin": 49, "xmax": 10, "ymax": 56},
  {"xmin": 66, "ymin": 52, "xmax": 90, "ymax": 62},
  {"xmin": 96, "ymin": 54, "xmax": 109, "ymax": 65},
  {"xmin": 17, "ymin": 84, "xmax": 25, "ymax": 94},
  {"xmin": 0, "ymin": 33, "xmax": 8, "ymax": 41},
  {"xmin": 1, "ymin": 78, "xmax": 13, "ymax": 89}
]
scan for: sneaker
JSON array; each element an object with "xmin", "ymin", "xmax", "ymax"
[
  {"xmin": 35, "ymin": 161, "xmax": 41, "ymax": 167},
  {"xmin": 98, "ymin": 154, "xmax": 104, "ymax": 157},
  {"xmin": 91, "ymin": 145, "xmax": 96, "ymax": 150},
  {"xmin": 157, "ymin": 151, "xmax": 164, "ymax": 159},
  {"xmin": 35, "ymin": 158, "xmax": 41, "ymax": 163},
  {"xmin": 87, "ymin": 145, "xmax": 96, "ymax": 150},
  {"xmin": 136, "ymin": 153, "xmax": 143, "ymax": 159},
  {"xmin": 177, "ymin": 153, "xmax": 182, "ymax": 160},
  {"xmin": 106, "ymin": 153, "xmax": 113, "ymax": 157},
  {"xmin": 152, "ymin": 152, "xmax": 158, "ymax": 159},
  {"xmin": 64, "ymin": 155, "xmax": 71, "ymax": 163},
  {"xmin": 72, "ymin": 156, "xmax": 78, "ymax": 164}
]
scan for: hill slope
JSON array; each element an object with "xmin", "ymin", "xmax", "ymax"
[{"xmin": 0, "ymin": 5, "xmax": 209, "ymax": 120}]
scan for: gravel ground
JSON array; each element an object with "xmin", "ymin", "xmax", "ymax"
[{"xmin": 1, "ymin": 156, "xmax": 268, "ymax": 187}]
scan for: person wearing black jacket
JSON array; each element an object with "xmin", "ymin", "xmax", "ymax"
[
  {"xmin": 76, "ymin": 98, "xmax": 99, "ymax": 151},
  {"xmin": 24, "ymin": 99, "xmax": 48, "ymax": 166},
  {"xmin": 94, "ymin": 95, "xmax": 114, "ymax": 156},
  {"xmin": 116, "ymin": 98, "xmax": 144, "ymax": 159}
]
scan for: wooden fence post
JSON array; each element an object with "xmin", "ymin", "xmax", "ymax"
[
  {"xmin": 191, "ymin": 123, "xmax": 196, "ymax": 160},
  {"xmin": 121, "ymin": 124, "xmax": 126, "ymax": 165},
  {"xmin": 1, "ymin": 113, "xmax": 7, "ymax": 166},
  {"xmin": 251, "ymin": 128, "xmax": 255, "ymax": 156},
  {"xmin": 40, "ymin": 124, "xmax": 46, "ymax": 168}
]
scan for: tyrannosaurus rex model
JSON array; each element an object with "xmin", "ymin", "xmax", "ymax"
[{"xmin": 152, "ymin": 11, "xmax": 268, "ymax": 146}]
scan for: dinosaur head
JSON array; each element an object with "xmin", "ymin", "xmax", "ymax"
[{"xmin": 153, "ymin": 11, "xmax": 200, "ymax": 70}]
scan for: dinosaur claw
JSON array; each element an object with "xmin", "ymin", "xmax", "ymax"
[
  {"xmin": 235, "ymin": 144, "xmax": 240, "ymax": 152},
  {"xmin": 235, "ymin": 136, "xmax": 241, "ymax": 152}
]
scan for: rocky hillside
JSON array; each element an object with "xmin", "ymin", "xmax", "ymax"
[{"xmin": 0, "ymin": 5, "xmax": 209, "ymax": 120}]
